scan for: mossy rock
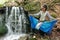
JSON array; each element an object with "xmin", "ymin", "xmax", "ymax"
[{"xmin": 0, "ymin": 25, "xmax": 8, "ymax": 36}]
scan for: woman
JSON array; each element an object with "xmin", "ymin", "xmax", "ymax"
[
  {"xmin": 30, "ymin": 5, "xmax": 56, "ymax": 36},
  {"xmin": 30, "ymin": 5, "xmax": 55, "ymax": 29}
]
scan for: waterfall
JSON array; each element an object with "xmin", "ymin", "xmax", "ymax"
[
  {"xmin": 5, "ymin": 7, "xmax": 13, "ymax": 35},
  {"xmin": 5, "ymin": 7, "xmax": 25, "ymax": 35},
  {"xmin": 3, "ymin": 7, "xmax": 28, "ymax": 40},
  {"xmin": 20, "ymin": 7, "xmax": 27, "ymax": 33}
]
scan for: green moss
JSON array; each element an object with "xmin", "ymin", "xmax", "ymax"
[{"xmin": 0, "ymin": 24, "xmax": 8, "ymax": 36}]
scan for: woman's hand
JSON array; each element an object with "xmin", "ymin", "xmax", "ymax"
[{"xmin": 56, "ymin": 18, "xmax": 60, "ymax": 21}]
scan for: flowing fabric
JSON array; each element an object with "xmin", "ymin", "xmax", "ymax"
[{"xmin": 29, "ymin": 15, "xmax": 57, "ymax": 33}]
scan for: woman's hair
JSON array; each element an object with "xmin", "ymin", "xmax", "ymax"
[{"xmin": 43, "ymin": 5, "xmax": 47, "ymax": 11}]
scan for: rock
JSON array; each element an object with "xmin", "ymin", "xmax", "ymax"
[
  {"xmin": 18, "ymin": 34, "xmax": 29, "ymax": 40},
  {"xmin": 57, "ymin": 22, "xmax": 60, "ymax": 29},
  {"xmin": 4, "ymin": 1, "xmax": 18, "ymax": 6},
  {"xmin": 4, "ymin": 34, "xmax": 28, "ymax": 40},
  {"xmin": 0, "ymin": 7, "xmax": 6, "ymax": 14}
]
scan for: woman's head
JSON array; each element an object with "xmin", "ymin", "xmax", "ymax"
[{"xmin": 41, "ymin": 5, "xmax": 47, "ymax": 11}]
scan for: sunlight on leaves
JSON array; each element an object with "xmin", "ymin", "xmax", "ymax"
[{"xmin": 0, "ymin": 0, "xmax": 8, "ymax": 4}]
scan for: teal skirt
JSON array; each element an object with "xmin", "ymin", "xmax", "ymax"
[{"xmin": 29, "ymin": 16, "xmax": 57, "ymax": 33}]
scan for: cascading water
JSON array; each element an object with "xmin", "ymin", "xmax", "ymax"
[{"xmin": 4, "ymin": 6, "xmax": 29, "ymax": 40}]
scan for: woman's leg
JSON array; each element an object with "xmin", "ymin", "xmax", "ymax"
[{"xmin": 35, "ymin": 22, "xmax": 42, "ymax": 30}]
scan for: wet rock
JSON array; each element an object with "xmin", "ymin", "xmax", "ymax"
[
  {"xmin": 18, "ymin": 34, "xmax": 29, "ymax": 40},
  {"xmin": 0, "ymin": 7, "xmax": 6, "ymax": 14},
  {"xmin": 4, "ymin": 34, "xmax": 28, "ymax": 40}
]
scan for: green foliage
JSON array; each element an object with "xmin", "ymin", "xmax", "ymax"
[
  {"xmin": 0, "ymin": 14, "xmax": 8, "ymax": 36},
  {"xmin": 24, "ymin": 3, "xmax": 36, "ymax": 11},
  {"xmin": 51, "ymin": 13, "xmax": 57, "ymax": 18},
  {"xmin": 24, "ymin": 2, "xmax": 40, "ymax": 12},
  {"xmin": 0, "ymin": 24, "xmax": 8, "ymax": 36},
  {"xmin": 29, "ymin": 38, "xmax": 37, "ymax": 40},
  {"xmin": 0, "ymin": 4, "xmax": 4, "ymax": 7}
]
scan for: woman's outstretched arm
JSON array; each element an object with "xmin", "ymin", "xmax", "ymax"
[
  {"xmin": 29, "ymin": 11, "xmax": 41, "ymax": 17},
  {"xmin": 47, "ymin": 12, "xmax": 55, "ymax": 20}
]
